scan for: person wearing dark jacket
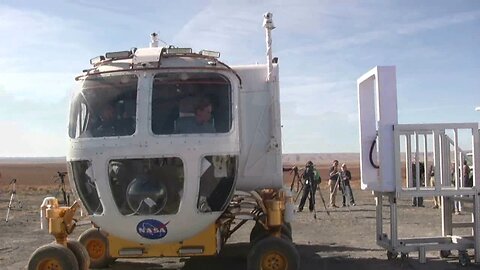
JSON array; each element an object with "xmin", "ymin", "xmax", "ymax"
[
  {"xmin": 298, "ymin": 161, "xmax": 317, "ymax": 212},
  {"xmin": 411, "ymin": 160, "xmax": 425, "ymax": 207},
  {"xmin": 340, "ymin": 163, "xmax": 355, "ymax": 207}
]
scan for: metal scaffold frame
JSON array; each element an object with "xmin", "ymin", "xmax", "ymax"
[
  {"xmin": 376, "ymin": 123, "xmax": 480, "ymax": 265},
  {"xmin": 358, "ymin": 66, "xmax": 480, "ymax": 265}
]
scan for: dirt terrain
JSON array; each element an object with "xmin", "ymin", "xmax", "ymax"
[{"xmin": 0, "ymin": 162, "xmax": 478, "ymax": 269}]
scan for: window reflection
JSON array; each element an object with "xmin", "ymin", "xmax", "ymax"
[
  {"xmin": 69, "ymin": 75, "xmax": 137, "ymax": 138},
  {"xmin": 152, "ymin": 73, "xmax": 231, "ymax": 135}
]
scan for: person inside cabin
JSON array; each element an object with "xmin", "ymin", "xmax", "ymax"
[
  {"xmin": 91, "ymin": 103, "xmax": 115, "ymax": 137},
  {"xmin": 175, "ymin": 97, "xmax": 215, "ymax": 134}
]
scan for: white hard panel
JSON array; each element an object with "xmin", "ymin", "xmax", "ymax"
[
  {"xmin": 357, "ymin": 66, "xmax": 398, "ymax": 192},
  {"xmin": 232, "ymin": 64, "xmax": 283, "ymax": 191}
]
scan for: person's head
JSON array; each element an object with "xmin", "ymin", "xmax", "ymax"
[
  {"xmin": 333, "ymin": 160, "xmax": 339, "ymax": 166},
  {"xmin": 101, "ymin": 104, "xmax": 115, "ymax": 121},
  {"xmin": 464, "ymin": 160, "xmax": 468, "ymax": 166},
  {"xmin": 194, "ymin": 98, "xmax": 212, "ymax": 124},
  {"xmin": 341, "ymin": 163, "xmax": 347, "ymax": 171}
]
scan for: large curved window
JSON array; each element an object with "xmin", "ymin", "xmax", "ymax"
[
  {"xmin": 151, "ymin": 72, "xmax": 232, "ymax": 135},
  {"xmin": 108, "ymin": 157, "xmax": 184, "ymax": 215},
  {"xmin": 198, "ymin": 155, "xmax": 237, "ymax": 212},
  {"xmin": 70, "ymin": 160, "xmax": 103, "ymax": 215},
  {"xmin": 69, "ymin": 74, "xmax": 138, "ymax": 138}
]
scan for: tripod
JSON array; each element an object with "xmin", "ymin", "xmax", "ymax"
[
  {"xmin": 290, "ymin": 166, "xmax": 302, "ymax": 192},
  {"xmin": 5, "ymin": 178, "xmax": 22, "ymax": 222},
  {"xmin": 53, "ymin": 171, "xmax": 70, "ymax": 206}
]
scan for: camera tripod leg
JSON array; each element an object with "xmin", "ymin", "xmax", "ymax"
[{"xmin": 5, "ymin": 192, "xmax": 15, "ymax": 222}]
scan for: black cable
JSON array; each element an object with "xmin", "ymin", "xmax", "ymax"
[{"xmin": 369, "ymin": 137, "xmax": 380, "ymax": 169}]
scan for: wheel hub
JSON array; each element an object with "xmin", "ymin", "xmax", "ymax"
[
  {"xmin": 38, "ymin": 258, "xmax": 62, "ymax": 270},
  {"xmin": 86, "ymin": 239, "xmax": 105, "ymax": 260},
  {"xmin": 261, "ymin": 251, "xmax": 287, "ymax": 270}
]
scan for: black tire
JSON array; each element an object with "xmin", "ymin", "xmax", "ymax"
[
  {"xmin": 78, "ymin": 228, "xmax": 115, "ymax": 268},
  {"xmin": 250, "ymin": 219, "xmax": 267, "ymax": 243},
  {"xmin": 440, "ymin": 249, "xmax": 451, "ymax": 258},
  {"xmin": 28, "ymin": 243, "xmax": 79, "ymax": 270},
  {"xmin": 247, "ymin": 236, "xmax": 300, "ymax": 270},
  {"xmin": 250, "ymin": 215, "xmax": 293, "ymax": 243},
  {"xmin": 67, "ymin": 239, "xmax": 91, "ymax": 270},
  {"xmin": 280, "ymin": 223, "xmax": 293, "ymax": 241},
  {"xmin": 459, "ymin": 251, "xmax": 470, "ymax": 267},
  {"xmin": 387, "ymin": 251, "xmax": 398, "ymax": 260}
]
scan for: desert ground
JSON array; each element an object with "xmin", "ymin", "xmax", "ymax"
[{"xmin": 0, "ymin": 161, "xmax": 478, "ymax": 269}]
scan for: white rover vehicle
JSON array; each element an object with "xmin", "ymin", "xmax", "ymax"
[{"xmin": 28, "ymin": 13, "xmax": 298, "ymax": 270}]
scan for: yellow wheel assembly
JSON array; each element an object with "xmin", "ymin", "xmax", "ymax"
[
  {"xmin": 78, "ymin": 228, "xmax": 115, "ymax": 268},
  {"xmin": 28, "ymin": 243, "xmax": 79, "ymax": 270}
]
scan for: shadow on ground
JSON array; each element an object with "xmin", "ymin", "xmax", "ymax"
[{"xmin": 108, "ymin": 242, "xmax": 477, "ymax": 270}]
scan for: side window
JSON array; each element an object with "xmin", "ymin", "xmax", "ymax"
[
  {"xmin": 151, "ymin": 73, "xmax": 232, "ymax": 135},
  {"xmin": 70, "ymin": 160, "xmax": 103, "ymax": 215},
  {"xmin": 197, "ymin": 155, "xmax": 237, "ymax": 212}
]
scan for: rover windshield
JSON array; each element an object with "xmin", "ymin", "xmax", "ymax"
[
  {"xmin": 69, "ymin": 74, "xmax": 138, "ymax": 138},
  {"xmin": 151, "ymin": 72, "xmax": 232, "ymax": 135}
]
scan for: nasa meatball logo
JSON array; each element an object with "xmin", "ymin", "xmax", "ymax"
[{"xmin": 137, "ymin": 219, "xmax": 169, "ymax": 239}]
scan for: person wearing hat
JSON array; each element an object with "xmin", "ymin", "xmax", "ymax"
[{"xmin": 298, "ymin": 161, "xmax": 318, "ymax": 212}]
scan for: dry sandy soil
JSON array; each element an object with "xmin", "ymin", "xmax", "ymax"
[{"xmin": 0, "ymin": 162, "xmax": 478, "ymax": 269}]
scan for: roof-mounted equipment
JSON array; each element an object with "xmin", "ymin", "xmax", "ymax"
[{"xmin": 199, "ymin": 50, "xmax": 220, "ymax": 58}]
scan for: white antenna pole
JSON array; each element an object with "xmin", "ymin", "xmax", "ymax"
[
  {"xmin": 150, "ymin": 33, "xmax": 159, "ymax": 48},
  {"xmin": 263, "ymin": 12, "xmax": 275, "ymax": 82}
]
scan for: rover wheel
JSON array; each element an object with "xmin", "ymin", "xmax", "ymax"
[
  {"xmin": 387, "ymin": 250, "xmax": 398, "ymax": 260},
  {"xmin": 28, "ymin": 243, "xmax": 79, "ymax": 270},
  {"xmin": 458, "ymin": 250, "xmax": 470, "ymax": 267},
  {"xmin": 78, "ymin": 228, "xmax": 115, "ymax": 268},
  {"xmin": 247, "ymin": 236, "xmax": 299, "ymax": 270},
  {"xmin": 250, "ymin": 215, "xmax": 292, "ymax": 243},
  {"xmin": 439, "ymin": 249, "xmax": 451, "ymax": 258},
  {"xmin": 67, "ymin": 239, "xmax": 91, "ymax": 270}
]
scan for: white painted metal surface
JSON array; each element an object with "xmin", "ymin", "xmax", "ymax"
[
  {"xmin": 357, "ymin": 66, "xmax": 398, "ymax": 192},
  {"xmin": 234, "ymin": 64, "xmax": 282, "ymax": 191},
  {"xmin": 67, "ymin": 14, "xmax": 283, "ymax": 244}
]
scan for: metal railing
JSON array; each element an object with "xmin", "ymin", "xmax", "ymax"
[{"xmin": 393, "ymin": 123, "xmax": 479, "ymax": 197}]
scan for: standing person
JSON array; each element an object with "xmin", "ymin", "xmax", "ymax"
[
  {"xmin": 340, "ymin": 163, "xmax": 355, "ymax": 207},
  {"xmin": 298, "ymin": 161, "xmax": 316, "ymax": 212},
  {"xmin": 463, "ymin": 160, "xmax": 472, "ymax": 187},
  {"xmin": 290, "ymin": 165, "xmax": 301, "ymax": 192},
  {"xmin": 328, "ymin": 160, "xmax": 340, "ymax": 208},
  {"xmin": 429, "ymin": 165, "xmax": 440, "ymax": 209},
  {"xmin": 411, "ymin": 158, "xmax": 425, "ymax": 207}
]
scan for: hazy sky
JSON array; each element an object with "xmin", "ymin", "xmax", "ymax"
[{"xmin": 0, "ymin": 1, "xmax": 479, "ymax": 157}]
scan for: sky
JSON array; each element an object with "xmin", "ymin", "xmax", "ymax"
[{"xmin": 0, "ymin": 0, "xmax": 479, "ymax": 157}]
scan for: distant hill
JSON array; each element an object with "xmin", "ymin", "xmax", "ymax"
[
  {"xmin": 0, "ymin": 154, "xmax": 360, "ymax": 166},
  {"xmin": 283, "ymin": 153, "xmax": 359, "ymax": 166},
  {"xmin": 0, "ymin": 157, "xmax": 66, "ymax": 164}
]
